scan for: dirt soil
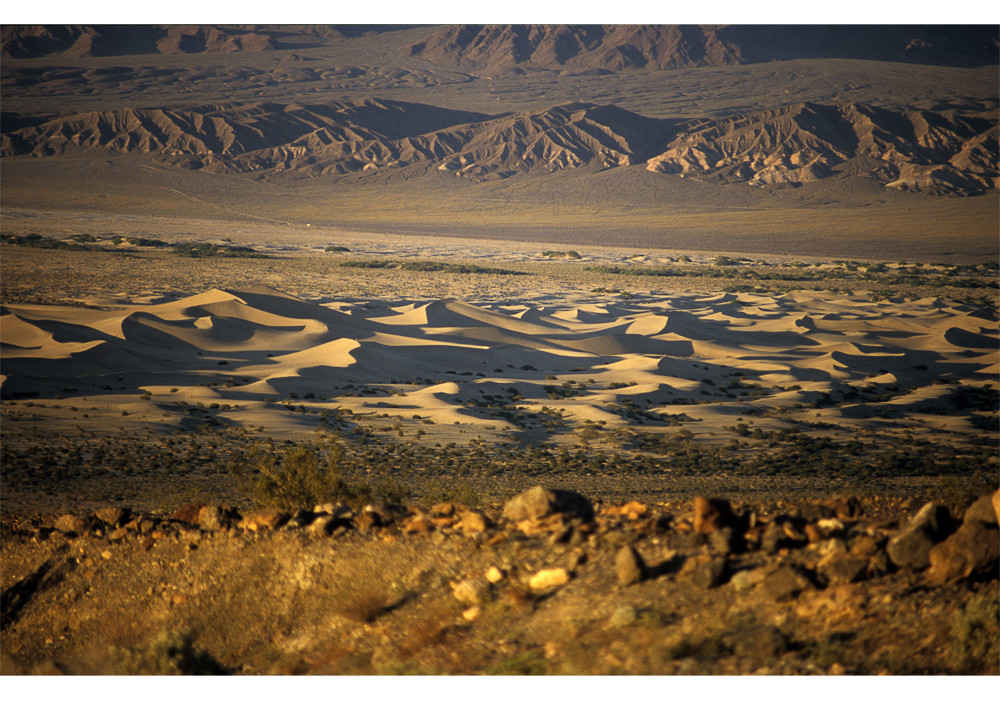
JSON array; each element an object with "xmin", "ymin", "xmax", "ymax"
[{"xmin": 2, "ymin": 489, "xmax": 997, "ymax": 676}]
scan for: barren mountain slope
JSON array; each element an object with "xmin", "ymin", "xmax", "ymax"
[
  {"xmin": 406, "ymin": 24, "xmax": 999, "ymax": 71},
  {"xmin": 646, "ymin": 102, "xmax": 999, "ymax": 196},
  {"xmin": 0, "ymin": 25, "xmax": 282, "ymax": 58},
  {"xmin": 404, "ymin": 24, "xmax": 744, "ymax": 71},
  {"xmin": 5, "ymin": 97, "xmax": 995, "ymax": 194}
]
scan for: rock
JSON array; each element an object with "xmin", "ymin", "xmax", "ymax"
[
  {"xmin": 693, "ymin": 496, "xmax": 737, "ymax": 534},
  {"xmin": 172, "ymin": 504, "xmax": 203, "ymax": 525},
  {"xmin": 761, "ymin": 522, "xmax": 787, "ymax": 553},
  {"xmin": 503, "ymin": 486, "xmax": 593, "ymax": 523},
  {"xmin": 993, "ymin": 489, "xmax": 1000, "ymax": 525},
  {"xmin": 462, "ymin": 606, "xmax": 482, "ymax": 622},
  {"xmin": 54, "ymin": 514, "xmax": 87, "ymax": 535},
  {"xmin": 353, "ymin": 509, "xmax": 382, "ymax": 533},
  {"xmin": 823, "ymin": 496, "xmax": 862, "ymax": 520},
  {"xmin": 452, "ymin": 577, "xmax": 493, "ymax": 606},
  {"xmin": 818, "ymin": 552, "xmax": 868, "ymax": 585},
  {"xmin": 927, "ymin": 520, "xmax": 1000, "ymax": 584},
  {"xmin": 964, "ymin": 493, "xmax": 999, "ymax": 526},
  {"xmin": 108, "ymin": 527, "xmax": 129, "ymax": 542},
  {"xmin": 608, "ymin": 604, "xmax": 639, "ymax": 627},
  {"xmin": 485, "ymin": 566, "xmax": 505, "ymax": 584},
  {"xmin": 308, "ymin": 515, "xmax": 342, "ymax": 536},
  {"xmin": 689, "ymin": 556, "xmax": 728, "ymax": 589},
  {"xmin": 94, "ymin": 506, "xmax": 129, "ymax": 527},
  {"xmin": 867, "ymin": 550, "xmax": 891, "ymax": 578},
  {"xmin": 799, "ymin": 503, "xmax": 836, "ymax": 522},
  {"xmin": 911, "ymin": 502, "xmax": 953, "ymax": 535},
  {"xmin": 849, "ymin": 534, "xmax": 881, "ymax": 558},
  {"xmin": 517, "ymin": 515, "xmax": 568, "ymax": 537},
  {"xmin": 761, "ymin": 564, "xmax": 814, "ymax": 601},
  {"xmin": 285, "ymin": 509, "xmax": 316, "ymax": 529},
  {"xmin": 708, "ymin": 526, "xmax": 741, "ymax": 554},
  {"xmin": 240, "ymin": 509, "xmax": 289, "ymax": 532},
  {"xmin": 886, "ymin": 502, "xmax": 953, "ymax": 570},
  {"xmin": 197, "ymin": 505, "xmax": 225, "ymax": 531},
  {"xmin": 403, "ymin": 514, "xmax": 435, "ymax": 535},
  {"xmin": 726, "ymin": 624, "xmax": 789, "ymax": 659},
  {"xmin": 430, "ymin": 502, "xmax": 456, "ymax": 517},
  {"xmin": 459, "ymin": 510, "xmax": 492, "ymax": 535},
  {"xmin": 817, "ymin": 518, "xmax": 845, "ymax": 534},
  {"xmin": 615, "ymin": 546, "xmax": 646, "ymax": 586},
  {"xmin": 363, "ymin": 504, "xmax": 408, "ymax": 525},
  {"xmin": 528, "ymin": 568, "xmax": 572, "ymax": 592},
  {"xmin": 781, "ymin": 521, "xmax": 807, "ymax": 544},
  {"xmin": 742, "ymin": 525, "xmax": 763, "ymax": 550},
  {"xmin": 817, "ymin": 538, "xmax": 849, "ymax": 558},
  {"xmin": 602, "ymin": 501, "xmax": 648, "ymax": 520},
  {"xmin": 731, "ymin": 567, "xmax": 767, "ymax": 591}
]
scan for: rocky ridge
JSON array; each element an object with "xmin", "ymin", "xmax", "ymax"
[
  {"xmin": 405, "ymin": 25, "xmax": 1000, "ymax": 72},
  {"xmin": 646, "ymin": 102, "xmax": 999, "ymax": 196}
]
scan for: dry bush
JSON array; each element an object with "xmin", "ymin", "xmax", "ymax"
[
  {"xmin": 229, "ymin": 443, "xmax": 374, "ymax": 510},
  {"xmin": 948, "ymin": 593, "xmax": 1000, "ymax": 674}
]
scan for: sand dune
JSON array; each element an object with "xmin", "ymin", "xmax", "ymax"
[{"xmin": 2, "ymin": 285, "xmax": 997, "ymax": 441}]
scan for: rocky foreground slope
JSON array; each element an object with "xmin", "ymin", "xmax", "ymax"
[{"xmin": 2, "ymin": 486, "xmax": 997, "ymax": 675}]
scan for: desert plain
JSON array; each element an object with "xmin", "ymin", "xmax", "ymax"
[{"xmin": 1, "ymin": 23, "xmax": 998, "ymax": 679}]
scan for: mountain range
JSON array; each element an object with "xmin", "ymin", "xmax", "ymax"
[
  {"xmin": 4, "ymin": 24, "xmax": 997, "ymax": 70},
  {"xmin": 2, "ymin": 24, "xmax": 997, "ymax": 251},
  {"xmin": 4, "ymin": 97, "xmax": 995, "ymax": 195}
]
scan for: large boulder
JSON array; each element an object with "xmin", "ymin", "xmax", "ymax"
[
  {"xmin": 94, "ymin": 506, "xmax": 130, "ymax": 527},
  {"xmin": 886, "ymin": 502, "xmax": 953, "ymax": 570},
  {"xmin": 172, "ymin": 503, "xmax": 203, "ymax": 525},
  {"xmin": 53, "ymin": 513, "xmax": 88, "ymax": 535},
  {"xmin": 963, "ymin": 493, "xmax": 1000, "ymax": 526},
  {"xmin": 927, "ymin": 520, "xmax": 1000, "ymax": 583},
  {"xmin": 502, "ymin": 486, "xmax": 593, "ymax": 523}
]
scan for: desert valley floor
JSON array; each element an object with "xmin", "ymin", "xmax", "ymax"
[
  {"xmin": 1, "ymin": 22, "xmax": 998, "ymax": 680},
  {"xmin": 1, "ymin": 215, "xmax": 998, "ymax": 515},
  {"xmin": 1, "ymin": 216, "xmax": 998, "ymax": 679}
]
